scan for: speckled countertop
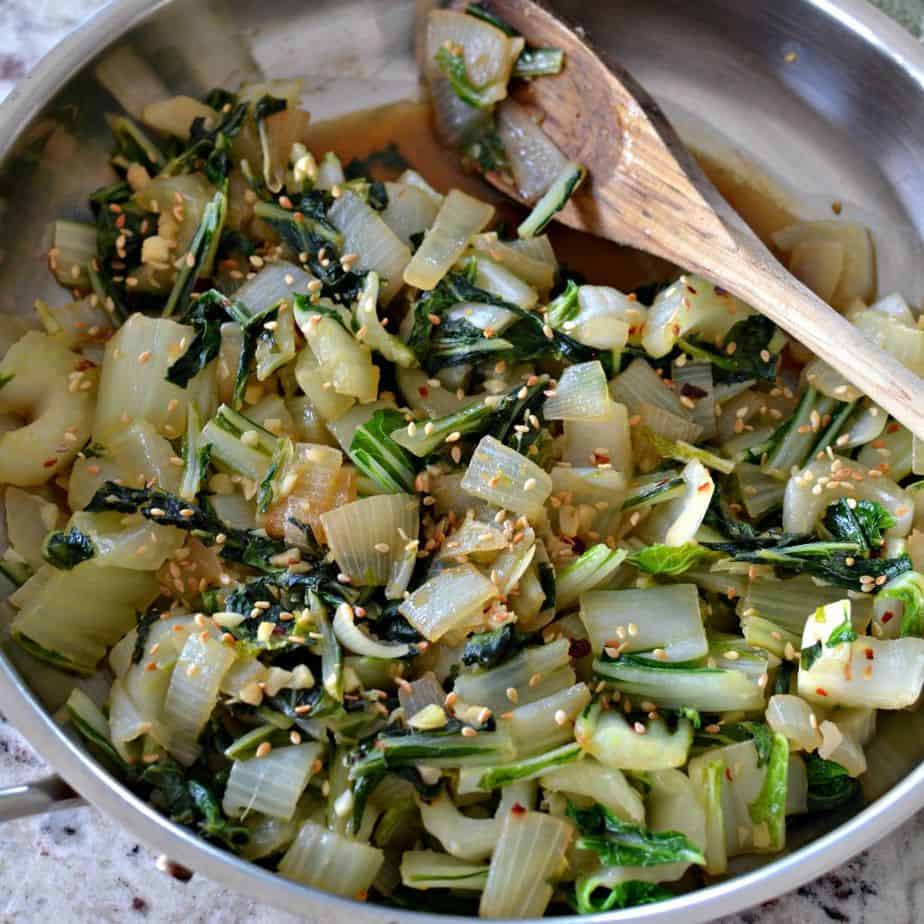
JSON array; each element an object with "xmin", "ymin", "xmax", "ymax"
[{"xmin": 3, "ymin": 1, "xmax": 924, "ymax": 922}]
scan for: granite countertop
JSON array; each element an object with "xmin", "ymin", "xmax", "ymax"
[{"xmin": 3, "ymin": 1, "xmax": 924, "ymax": 922}]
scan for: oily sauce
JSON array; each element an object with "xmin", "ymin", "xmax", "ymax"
[{"xmin": 305, "ymin": 100, "xmax": 797, "ymax": 291}]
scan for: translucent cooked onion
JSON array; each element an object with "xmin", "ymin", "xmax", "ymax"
[
  {"xmin": 672, "ymin": 359, "xmax": 716, "ymax": 439},
  {"xmin": 5, "ymin": 486, "xmax": 59, "ymax": 569},
  {"xmin": 766, "ymin": 694, "xmax": 822, "ymax": 752},
  {"xmin": 580, "ymin": 583, "xmax": 709, "ymax": 662},
  {"xmin": 567, "ymin": 285, "xmax": 638, "ymax": 350},
  {"xmin": 403, "ymin": 190, "xmax": 494, "ymax": 291},
  {"xmin": 162, "ymin": 633, "xmax": 237, "ymax": 764},
  {"xmin": 223, "ymin": 742, "xmax": 323, "ymax": 820},
  {"xmin": 503, "ymin": 682, "xmax": 591, "ymax": 757},
  {"xmin": 381, "ymin": 181, "xmax": 440, "ymax": 246},
  {"xmin": 540, "ymin": 758, "xmax": 644, "ymax": 824},
  {"xmin": 641, "ymin": 459, "xmax": 714, "ymax": 546},
  {"xmin": 461, "ymin": 434, "xmax": 552, "ymax": 517},
  {"xmin": 772, "ymin": 220, "xmax": 874, "ymax": 308},
  {"xmin": 612, "ymin": 357, "xmax": 693, "ymax": 419},
  {"xmin": 562, "ymin": 400, "xmax": 633, "ymax": 474},
  {"xmin": 321, "ymin": 494, "xmax": 419, "ymax": 586},
  {"xmin": 471, "ymin": 233, "xmax": 556, "ymax": 293},
  {"xmin": 543, "ymin": 361, "xmax": 609, "ymax": 420},
  {"xmin": 479, "ymin": 808, "xmax": 572, "ymax": 919},
  {"xmin": 328, "ymin": 192, "xmax": 411, "ymax": 306},
  {"xmin": 471, "ymin": 255, "xmax": 538, "ymax": 309},
  {"xmin": 643, "ymin": 275, "xmax": 751, "ymax": 358},
  {"xmin": 278, "ymin": 821, "xmax": 383, "ymax": 897},
  {"xmin": 333, "ymin": 602, "xmax": 411, "ymax": 659},
  {"xmin": 638, "ymin": 401, "xmax": 702, "ymax": 444},
  {"xmin": 234, "ymin": 261, "xmax": 311, "ymax": 314},
  {"xmin": 424, "ymin": 9, "xmax": 520, "ymax": 89},
  {"xmin": 399, "ymin": 563, "xmax": 498, "ymax": 641},
  {"xmin": 496, "ymin": 99, "xmax": 569, "ymax": 203},
  {"xmin": 783, "ymin": 455, "xmax": 912, "ymax": 536}
]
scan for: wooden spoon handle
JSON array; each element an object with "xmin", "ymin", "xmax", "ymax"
[{"xmin": 698, "ymin": 249, "xmax": 924, "ymax": 440}]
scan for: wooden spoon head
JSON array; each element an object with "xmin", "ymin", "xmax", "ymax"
[{"xmin": 443, "ymin": 0, "xmax": 739, "ymax": 258}]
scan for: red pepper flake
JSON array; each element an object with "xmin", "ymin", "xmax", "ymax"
[
  {"xmin": 42, "ymin": 458, "xmax": 57, "ymax": 468},
  {"xmin": 697, "ymin": 482, "xmax": 711, "ymax": 492},
  {"xmin": 815, "ymin": 687, "xmax": 828, "ymax": 697},
  {"xmin": 725, "ymin": 767, "xmax": 734, "ymax": 782},
  {"xmin": 73, "ymin": 358, "xmax": 96, "ymax": 372},
  {"xmin": 887, "ymin": 422, "xmax": 901, "ymax": 433},
  {"xmin": 881, "ymin": 610, "xmax": 894, "ymax": 624},
  {"xmin": 511, "ymin": 802, "xmax": 527, "ymax": 816},
  {"xmin": 568, "ymin": 638, "xmax": 592, "ymax": 660},
  {"xmin": 418, "ymin": 386, "xmax": 429, "ymax": 397},
  {"xmin": 864, "ymin": 648, "xmax": 875, "ymax": 660}
]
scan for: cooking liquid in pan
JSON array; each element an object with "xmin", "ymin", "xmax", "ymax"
[{"xmin": 305, "ymin": 99, "xmax": 798, "ymax": 292}]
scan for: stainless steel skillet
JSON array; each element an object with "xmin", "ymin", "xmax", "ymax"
[{"xmin": 3, "ymin": 0, "xmax": 924, "ymax": 920}]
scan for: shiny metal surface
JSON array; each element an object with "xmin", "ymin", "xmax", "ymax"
[
  {"xmin": 1, "ymin": 0, "xmax": 924, "ymax": 920},
  {"xmin": 0, "ymin": 776, "xmax": 84, "ymax": 822}
]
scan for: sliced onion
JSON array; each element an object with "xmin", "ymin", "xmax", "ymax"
[
  {"xmin": 5, "ymin": 486, "xmax": 60, "ymax": 569},
  {"xmin": 783, "ymin": 455, "xmax": 912, "ymax": 536},
  {"xmin": 461, "ymin": 434, "xmax": 552, "ymax": 517},
  {"xmin": 571, "ymin": 286, "xmax": 641, "ymax": 350},
  {"xmin": 803, "ymin": 357, "xmax": 862, "ymax": 401},
  {"xmin": 381, "ymin": 182, "xmax": 440, "ymax": 246},
  {"xmin": 611, "ymin": 357, "xmax": 691, "ymax": 418},
  {"xmin": 562, "ymin": 400, "xmax": 633, "ymax": 474},
  {"xmin": 471, "ymin": 255, "xmax": 538, "ymax": 309},
  {"xmin": 544, "ymin": 360, "xmax": 610, "ymax": 420},
  {"xmin": 853, "ymin": 308, "xmax": 924, "ymax": 376},
  {"xmin": 772, "ymin": 221, "xmax": 874, "ymax": 308},
  {"xmin": 404, "ymin": 190, "xmax": 494, "ymax": 291},
  {"xmin": 235, "ymin": 261, "xmax": 311, "ymax": 314},
  {"xmin": 399, "ymin": 563, "xmax": 498, "ymax": 641},
  {"xmin": 496, "ymin": 99, "xmax": 568, "ymax": 203},
  {"xmin": 333, "ymin": 602, "xmax": 411, "ymax": 659},
  {"xmin": 328, "ymin": 191, "xmax": 410, "ymax": 305},
  {"xmin": 787, "ymin": 238, "xmax": 844, "ymax": 303},
  {"xmin": 672, "ymin": 360, "xmax": 716, "ymax": 440},
  {"xmin": 446, "ymin": 301, "xmax": 518, "ymax": 335},
  {"xmin": 471, "ymin": 233, "xmax": 556, "ymax": 293},
  {"xmin": 766, "ymin": 694, "xmax": 822, "ymax": 752},
  {"xmin": 425, "ymin": 10, "xmax": 520, "ymax": 88},
  {"xmin": 871, "ymin": 291, "xmax": 914, "ymax": 323},
  {"xmin": 638, "ymin": 401, "xmax": 702, "ymax": 444},
  {"xmin": 642, "ymin": 274, "xmax": 750, "ymax": 358},
  {"xmin": 321, "ymin": 494, "xmax": 420, "ymax": 586},
  {"xmin": 640, "ymin": 459, "xmax": 714, "ymax": 546}
]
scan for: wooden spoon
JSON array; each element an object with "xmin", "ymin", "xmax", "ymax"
[{"xmin": 450, "ymin": 0, "xmax": 924, "ymax": 439}]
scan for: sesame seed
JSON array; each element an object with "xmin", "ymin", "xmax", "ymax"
[
  {"xmin": 255, "ymin": 742, "xmax": 273, "ymax": 758},
  {"xmin": 553, "ymin": 709, "xmax": 568, "ymax": 726}
]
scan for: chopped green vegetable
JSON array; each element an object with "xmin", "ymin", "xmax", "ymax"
[
  {"xmin": 42, "ymin": 527, "xmax": 95, "ymax": 570},
  {"xmin": 569, "ymin": 802, "xmax": 705, "ymax": 868}
]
